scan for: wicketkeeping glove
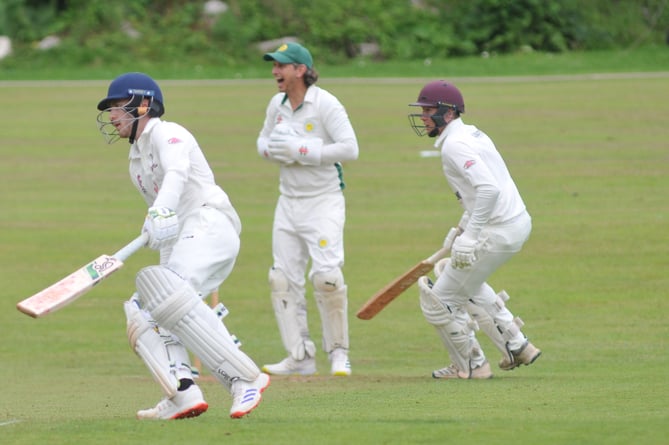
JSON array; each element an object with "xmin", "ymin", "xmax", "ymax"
[
  {"xmin": 268, "ymin": 135, "xmax": 323, "ymax": 166},
  {"xmin": 451, "ymin": 233, "xmax": 478, "ymax": 269},
  {"xmin": 142, "ymin": 207, "xmax": 179, "ymax": 250}
]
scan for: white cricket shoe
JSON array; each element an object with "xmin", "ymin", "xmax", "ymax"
[
  {"xmin": 330, "ymin": 348, "xmax": 351, "ymax": 376},
  {"xmin": 230, "ymin": 373, "xmax": 270, "ymax": 419},
  {"xmin": 432, "ymin": 361, "xmax": 493, "ymax": 380},
  {"xmin": 499, "ymin": 341, "xmax": 541, "ymax": 371},
  {"xmin": 262, "ymin": 356, "xmax": 317, "ymax": 376},
  {"xmin": 136, "ymin": 385, "xmax": 208, "ymax": 420}
]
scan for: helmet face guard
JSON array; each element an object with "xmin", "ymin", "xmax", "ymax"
[
  {"xmin": 96, "ymin": 92, "xmax": 156, "ymax": 144},
  {"xmin": 408, "ymin": 80, "xmax": 464, "ymax": 137},
  {"xmin": 408, "ymin": 104, "xmax": 453, "ymax": 137},
  {"xmin": 96, "ymin": 73, "xmax": 164, "ymax": 144}
]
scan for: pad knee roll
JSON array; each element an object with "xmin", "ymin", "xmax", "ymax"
[
  {"xmin": 269, "ymin": 266, "xmax": 291, "ymax": 293},
  {"xmin": 312, "ymin": 268, "xmax": 344, "ymax": 293}
]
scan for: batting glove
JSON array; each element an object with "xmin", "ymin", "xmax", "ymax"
[
  {"xmin": 142, "ymin": 207, "xmax": 179, "ymax": 250},
  {"xmin": 451, "ymin": 233, "xmax": 478, "ymax": 269}
]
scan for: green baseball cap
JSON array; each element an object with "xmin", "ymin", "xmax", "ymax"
[{"xmin": 263, "ymin": 42, "xmax": 313, "ymax": 68}]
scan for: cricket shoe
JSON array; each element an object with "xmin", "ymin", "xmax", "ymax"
[
  {"xmin": 136, "ymin": 385, "xmax": 208, "ymax": 420},
  {"xmin": 432, "ymin": 361, "xmax": 493, "ymax": 380},
  {"xmin": 262, "ymin": 356, "xmax": 317, "ymax": 376},
  {"xmin": 330, "ymin": 348, "xmax": 352, "ymax": 376},
  {"xmin": 499, "ymin": 341, "xmax": 542, "ymax": 371},
  {"xmin": 229, "ymin": 373, "xmax": 270, "ymax": 419}
]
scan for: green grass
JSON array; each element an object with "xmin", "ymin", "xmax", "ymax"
[
  {"xmin": 1, "ymin": 57, "xmax": 668, "ymax": 444},
  {"xmin": 1, "ymin": 45, "xmax": 669, "ymax": 80}
]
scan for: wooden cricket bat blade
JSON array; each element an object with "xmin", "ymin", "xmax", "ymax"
[
  {"xmin": 356, "ymin": 229, "xmax": 458, "ymax": 320},
  {"xmin": 16, "ymin": 255, "xmax": 125, "ymax": 318},
  {"xmin": 356, "ymin": 260, "xmax": 435, "ymax": 320},
  {"xmin": 16, "ymin": 234, "xmax": 148, "ymax": 318}
]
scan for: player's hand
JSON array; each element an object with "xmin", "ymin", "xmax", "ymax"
[
  {"xmin": 142, "ymin": 207, "xmax": 179, "ymax": 250},
  {"xmin": 451, "ymin": 233, "xmax": 477, "ymax": 269},
  {"xmin": 267, "ymin": 123, "xmax": 298, "ymax": 164},
  {"xmin": 267, "ymin": 136, "xmax": 297, "ymax": 164},
  {"xmin": 268, "ymin": 134, "xmax": 323, "ymax": 166}
]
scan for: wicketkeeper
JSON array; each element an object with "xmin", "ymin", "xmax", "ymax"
[
  {"xmin": 408, "ymin": 80, "xmax": 541, "ymax": 379},
  {"xmin": 256, "ymin": 43, "xmax": 359, "ymax": 376},
  {"xmin": 96, "ymin": 72, "xmax": 269, "ymax": 419}
]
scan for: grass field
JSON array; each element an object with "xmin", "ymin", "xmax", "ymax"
[{"xmin": 1, "ymin": 66, "xmax": 668, "ymax": 443}]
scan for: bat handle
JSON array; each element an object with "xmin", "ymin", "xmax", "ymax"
[
  {"xmin": 113, "ymin": 233, "xmax": 149, "ymax": 261},
  {"xmin": 426, "ymin": 227, "xmax": 458, "ymax": 264}
]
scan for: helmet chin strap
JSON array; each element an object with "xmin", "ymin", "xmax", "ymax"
[
  {"xmin": 428, "ymin": 104, "xmax": 454, "ymax": 137},
  {"xmin": 428, "ymin": 114, "xmax": 446, "ymax": 138},
  {"xmin": 128, "ymin": 109, "xmax": 141, "ymax": 143}
]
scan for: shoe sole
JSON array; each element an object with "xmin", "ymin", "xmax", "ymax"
[
  {"xmin": 432, "ymin": 373, "xmax": 493, "ymax": 379},
  {"xmin": 261, "ymin": 365, "xmax": 317, "ymax": 376},
  {"xmin": 229, "ymin": 375, "xmax": 271, "ymax": 419},
  {"xmin": 170, "ymin": 402, "xmax": 209, "ymax": 420}
]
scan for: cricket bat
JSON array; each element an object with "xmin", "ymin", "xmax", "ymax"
[
  {"xmin": 16, "ymin": 233, "xmax": 148, "ymax": 318},
  {"xmin": 356, "ymin": 228, "xmax": 458, "ymax": 320}
]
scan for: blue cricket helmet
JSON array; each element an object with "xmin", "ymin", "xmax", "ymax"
[{"xmin": 97, "ymin": 72, "xmax": 165, "ymax": 116}]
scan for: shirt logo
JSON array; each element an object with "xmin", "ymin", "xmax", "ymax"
[
  {"xmin": 464, "ymin": 159, "xmax": 476, "ymax": 169},
  {"xmin": 305, "ymin": 122, "xmax": 314, "ymax": 132},
  {"xmin": 298, "ymin": 145, "xmax": 309, "ymax": 156},
  {"xmin": 168, "ymin": 137, "xmax": 182, "ymax": 144}
]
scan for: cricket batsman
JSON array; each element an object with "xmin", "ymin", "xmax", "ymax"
[
  {"xmin": 96, "ymin": 72, "xmax": 269, "ymax": 419},
  {"xmin": 408, "ymin": 80, "xmax": 541, "ymax": 379}
]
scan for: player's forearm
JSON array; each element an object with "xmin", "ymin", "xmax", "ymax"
[
  {"xmin": 153, "ymin": 170, "xmax": 186, "ymax": 210},
  {"xmin": 464, "ymin": 184, "xmax": 499, "ymax": 238},
  {"xmin": 319, "ymin": 137, "xmax": 359, "ymax": 164}
]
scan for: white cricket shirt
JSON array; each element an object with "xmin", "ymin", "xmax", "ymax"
[
  {"xmin": 435, "ymin": 118, "xmax": 526, "ymax": 235},
  {"xmin": 128, "ymin": 118, "xmax": 241, "ymax": 233},
  {"xmin": 257, "ymin": 85, "xmax": 359, "ymax": 198}
]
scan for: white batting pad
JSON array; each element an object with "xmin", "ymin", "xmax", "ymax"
[
  {"xmin": 418, "ymin": 276, "xmax": 474, "ymax": 374},
  {"xmin": 136, "ymin": 266, "xmax": 260, "ymax": 389},
  {"xmin": 270, "ymin": 291, "xmax": 316, "ymax": 360},
  {"xmin": 471, "ymin": 288, "xmax": 524, "ymax": 345},
  {"xmin": 269, "ymin": 267, "xmax": 315, "ymax": 360},
  {"xmin": 465, "ymin": 300, "xmax": 509, "ymax": 358},
  {"xmin": 314, "ymin": 286, "xmax": 349, "ymax": 353},
  {"xmin": 124, "ymin": 296, "xmax": 181, "ymax": 398}
]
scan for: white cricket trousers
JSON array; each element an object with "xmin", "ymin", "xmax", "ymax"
[
  {"xmin": 162, "ymin": 205, "xmax": 241, "ymax": 298},
  {"xmin": 272, "ymin": 191, "xmax": 345, "ymax": 292},
  {"xmin": 432, "ymin": 211, "xmax": 532, "ymax": 308}
]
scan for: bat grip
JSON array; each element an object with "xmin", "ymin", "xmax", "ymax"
[
  {"xmin": 426, "ymin": 227, "xmax": 459, "ymax": 264},
  {"xmin": 113, "ymin": 233, "xmax": 149, "ymax": 261}
]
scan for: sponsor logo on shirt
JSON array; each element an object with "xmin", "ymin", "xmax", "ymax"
[{"xmin": 464, "ymin": 159, "xmax": 476, "ymax": 169}]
